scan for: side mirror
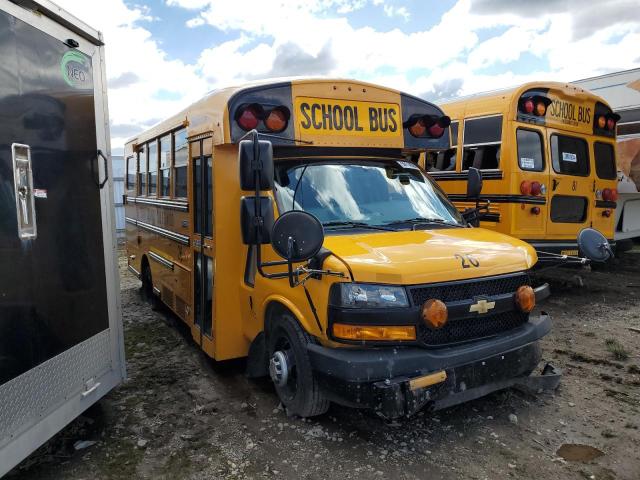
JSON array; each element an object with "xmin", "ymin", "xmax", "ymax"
[
  {"xmin": 577, "ymin": 228, "xmax": 613, "ymax": 262},
  {"xmin": 467, "ymin": 167, "xmax": 483, "ymax": 199},
  {"xmin": 239, "ymin": 136, "xmax": 273, "ymax": 191},
  {"xmin": 240, "ymin": 196, "xmax": 274, "ymax": 244},
  {"xmin": 271, "ymin": 211, "xmax": 324, "ymax": 262}
]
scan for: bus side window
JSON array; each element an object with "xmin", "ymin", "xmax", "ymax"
[
  {"xmin": 148, "ymin": 140, "xmax": 158, "ymax": 196},
  {"xmin": 138, "ymin": 145, "xmax": 147, "ymax": 196},
  {"xmin": 462, "ymin": 115, "xmax": 502, "ymax": 171},
  {"xmin": 159, "ymin": 134, "xmax": 171, "ymax": 196},
  {"xmin": 516, "ymin": 129, "xmax": 545, "ymax": 171},
  {"xmin": 594, "ymin": 142, "xmax": 616, "ymax": 180},
  {"xmin": 425, "ymin": 149, "xmax": 456, "ymax": 171},
  {"xmin": 126, "ymin": 155, "xmax": 136, "ymax": 191},
  {"xmin": 174, "ymin": 128, "xmax": 188, "ymax": 198}
]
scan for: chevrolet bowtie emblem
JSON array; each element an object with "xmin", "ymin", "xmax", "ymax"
[{"xmin": 469, "ymin": 299, "xmax": 495, "ymax": 314}]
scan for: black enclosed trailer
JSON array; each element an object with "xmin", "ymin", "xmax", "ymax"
[{"xmin": 0, "ymin": 0, "xmax": 124, "ymax": 475}]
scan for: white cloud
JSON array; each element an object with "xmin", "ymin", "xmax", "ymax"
[
  {"xmin": 49, "ymin": 0, "xmax": 640, "ymax": 150},
  {"xmin": 383, "ymin": 5, "xmax": 409, "ymax": 21},
  {"xmin": 186, "ymin": 17, "xmax": 205, "ymax": 28}
]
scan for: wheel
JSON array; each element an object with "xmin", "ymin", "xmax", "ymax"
[
  {"xmin": 267, "ymin": 313, "xmax": 329, "ymax": 417},
  {"xmin": 140, "ymin": 259, "xmax": 160, "ymax": 310}
]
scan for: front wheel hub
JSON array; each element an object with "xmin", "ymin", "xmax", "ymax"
[{"xmin": 269, "ymin": 350, "xmax": 291, "ymax": 387}]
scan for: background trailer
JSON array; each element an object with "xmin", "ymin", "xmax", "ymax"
[{"xmin": 0, "ymin": 0, "xmax": 125, "ymax": 475}]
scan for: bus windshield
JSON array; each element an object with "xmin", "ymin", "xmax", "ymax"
[{"xmin": 274, "ymin": 159, "xmax": 464, "ymax": 229}]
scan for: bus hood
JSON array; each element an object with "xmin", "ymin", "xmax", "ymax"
[{"xmin": 323, "ymin": 228, "xmax": 537, "ymax": 285}]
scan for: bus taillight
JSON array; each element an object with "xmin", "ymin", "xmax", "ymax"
[
  {"xmin": 530, "ymin": 181, "xmax": 542, "ymax": 196},
  {"xmin": 602, "ymin": 188, "xmax": 618, "ymax": 202}
]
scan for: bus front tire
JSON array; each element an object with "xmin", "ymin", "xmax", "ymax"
[{"xmin": 267, "ymin": 313, "xmax": 329, "ymax": 418}]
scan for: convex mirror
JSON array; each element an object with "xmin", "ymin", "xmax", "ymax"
[{"xmin": 271, "ymin": 211, "xmax": 324, "ymax": 262}]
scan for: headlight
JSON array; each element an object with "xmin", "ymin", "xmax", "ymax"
[{"xmin": 333, "ymin": 283, "xmax": 409, "ymax": 308}]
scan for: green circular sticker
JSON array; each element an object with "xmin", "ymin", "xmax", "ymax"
[{"xmin": 60, "ymin": 51, "xmax": 91, "ymax": 88}]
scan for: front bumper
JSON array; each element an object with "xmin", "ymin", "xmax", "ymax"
[{"xmin": 308, "ymin": 313, "xmax": 557, "ymax": 418}]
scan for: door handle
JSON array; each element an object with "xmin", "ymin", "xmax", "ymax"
[
  {"xmin": 11, "ymin": 143, "xmax": 37, "ymax": 240},
  {"xmin": 96, "ymin": 149, "xmax": 109, "ymax": 189}
]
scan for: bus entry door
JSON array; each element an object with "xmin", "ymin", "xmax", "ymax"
[{"xmin": 191, "ymin": 138, "xmax": 214, "ymax": 346}]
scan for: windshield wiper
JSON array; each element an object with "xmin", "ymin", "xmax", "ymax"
[
  {"xmin": 383, "ymin": 217, "xmax": 463, "ymax": 228},
  {"xmin": 322, "ymin": 221, "xmax": 395, "ymax": 232}
]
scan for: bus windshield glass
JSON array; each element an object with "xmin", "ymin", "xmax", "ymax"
[{"xmin": 274, "ymin": 159, "xmax": 463, "ymax": 229}]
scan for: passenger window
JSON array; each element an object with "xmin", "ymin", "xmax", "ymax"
[
  {"xmin": 462, "ymin": 115, "xmax": 502, "ymax": 170},
  {"xmin": 159, "ymin": 134, "xmax": 171, "ymax": 196},
  {"xmin": 174, "ymin": 129, "xmax": 188, "ymax": 198},
  {"xmin": 148, "ymin": 140, "xmax": 158, "ymax": 195},
  {"xmin": 516, "ymin": 129, "xmax": 545, "ymax": 171},
  {"xmin": 425, "ymin": 149, "xmax": 456, "ymax": 171},
  {"xmin": 126, "ymin": 155, "xmax": 136, "ymax": 191},
  {"xmin": 551, "ymin": 134, "xmax": 589, "ymax": 176},
  {"xmin": 594, "ymin": 142, "xmax": 617, "ymax": 180},
  {"xmin": 450, "ymin": 121, "xmax": 459, "ymax": 146},
  {"xmin": 138, "ymin": 145, "xmax": 146, "ymax": 195}
]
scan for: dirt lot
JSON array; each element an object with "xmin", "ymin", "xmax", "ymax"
[{"xmin": 7, "ymin": 249, "xmax": 640, "ymax": 479}]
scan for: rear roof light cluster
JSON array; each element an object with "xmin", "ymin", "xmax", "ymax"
[
  {"xmin": 596, "ymin": 114, "xmax": 619, "ymax": 132},
  {"xmin": 235, "ymin": 103, "xmax": 291, "ymax": 133},
  {"xmin": 404, "ymin": 114, "xmax": 451, "ymax": 138},
  {"xmin": 518, "ymin": 95, "xmax": 551, "ymax": 117}
]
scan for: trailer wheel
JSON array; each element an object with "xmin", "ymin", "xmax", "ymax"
[{"xmin": 267, "ymin": 313, "xmax": 329, "ymax": 417}]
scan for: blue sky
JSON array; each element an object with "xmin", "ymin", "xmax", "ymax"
[{"xmin": 55, "ymin": 0, "xmax": 640, "ymax": 152}]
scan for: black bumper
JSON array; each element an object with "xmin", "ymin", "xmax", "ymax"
[{"xmin": 308, "ymin": 314, "xmax": 554, "ymax": 418}]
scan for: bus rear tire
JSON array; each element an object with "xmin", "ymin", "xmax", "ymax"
[
  {"xmin": 141, "ymin": 259, "xmax": 160, "ymax": 311},
  {"xmin": 267, "ymin": 313, "xmax": 329, "ymax": 418}
]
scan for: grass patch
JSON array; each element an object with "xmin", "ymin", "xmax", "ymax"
[{"xmin": 605, "ymin": 338, "xmax": 630, "ymax": 361}]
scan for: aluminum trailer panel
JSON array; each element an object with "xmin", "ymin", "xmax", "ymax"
[{"xmin": 0, "ymin": 1, "xmax": 124, "ymax": 475}]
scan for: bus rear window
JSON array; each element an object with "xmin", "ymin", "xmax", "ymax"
[
  {"xmin": 594, "ymin": 142, "xmax": 617, "ymax": 179},
  {"xmin": 551, "ymin": 134, "xmax": 589, "ymax": 176},
  {"xmin": 516, "ymin": 129, "xmax": 544, "ymax": 171}
]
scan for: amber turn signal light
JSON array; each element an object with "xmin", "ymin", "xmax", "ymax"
[
  {"xmin": 422, "ymin": 299, "xmax": 448, "ymax": 329},
  {"xmin": 514, "ymin": 285, "xmax": 535, "ymax": 313},
  {"xmin": 333, "ymin": 324, "xmax": 416, "ymax": 341}
]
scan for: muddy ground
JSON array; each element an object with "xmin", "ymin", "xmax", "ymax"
[{"xmin": 7, "ymin": 249, "xmax": 640, "ymax": 479}]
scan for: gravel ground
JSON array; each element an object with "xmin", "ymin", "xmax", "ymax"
[{"xmin": 7, "ymin": 248, "xmax": 640, "ymax": 479}]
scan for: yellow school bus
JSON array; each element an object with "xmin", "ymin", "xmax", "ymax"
[
  {"xmin": 124, "ymin": 78, "xmax": 567, "ymax": 419},
  {"xmin": 423, "ymin": 82, "xmax": 620, "ymax": 255}
]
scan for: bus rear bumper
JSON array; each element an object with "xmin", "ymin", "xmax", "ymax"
[{"xmin": 307, "ymin": 314, "xmax": 558, "ymax": 418}]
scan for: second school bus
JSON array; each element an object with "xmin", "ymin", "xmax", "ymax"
[
  {"xmin": 423, "ymin": 82, "xmax": 619, "ymax": 255},
  {"xmin": 124, "ymin": 78, "xmax": 565, "ymax": 418}
]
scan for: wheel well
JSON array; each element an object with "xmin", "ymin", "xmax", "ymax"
[{"xmin": 264, "ymin": 301, "xmax": 291, "ymax": 336}]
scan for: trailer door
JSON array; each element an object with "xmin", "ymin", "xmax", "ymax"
[{"xmin": 0, "ymin": 2, "xmax": 123, "ymax": 475}]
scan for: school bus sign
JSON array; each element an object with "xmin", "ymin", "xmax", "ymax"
[{"xmin": 294, "ymin": 96, "xmax": 402, "ymax": 145}]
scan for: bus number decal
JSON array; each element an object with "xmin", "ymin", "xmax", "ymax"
[{"xmin": 454, "ymin": 254, "xmax": 480, "ymax": 269}]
